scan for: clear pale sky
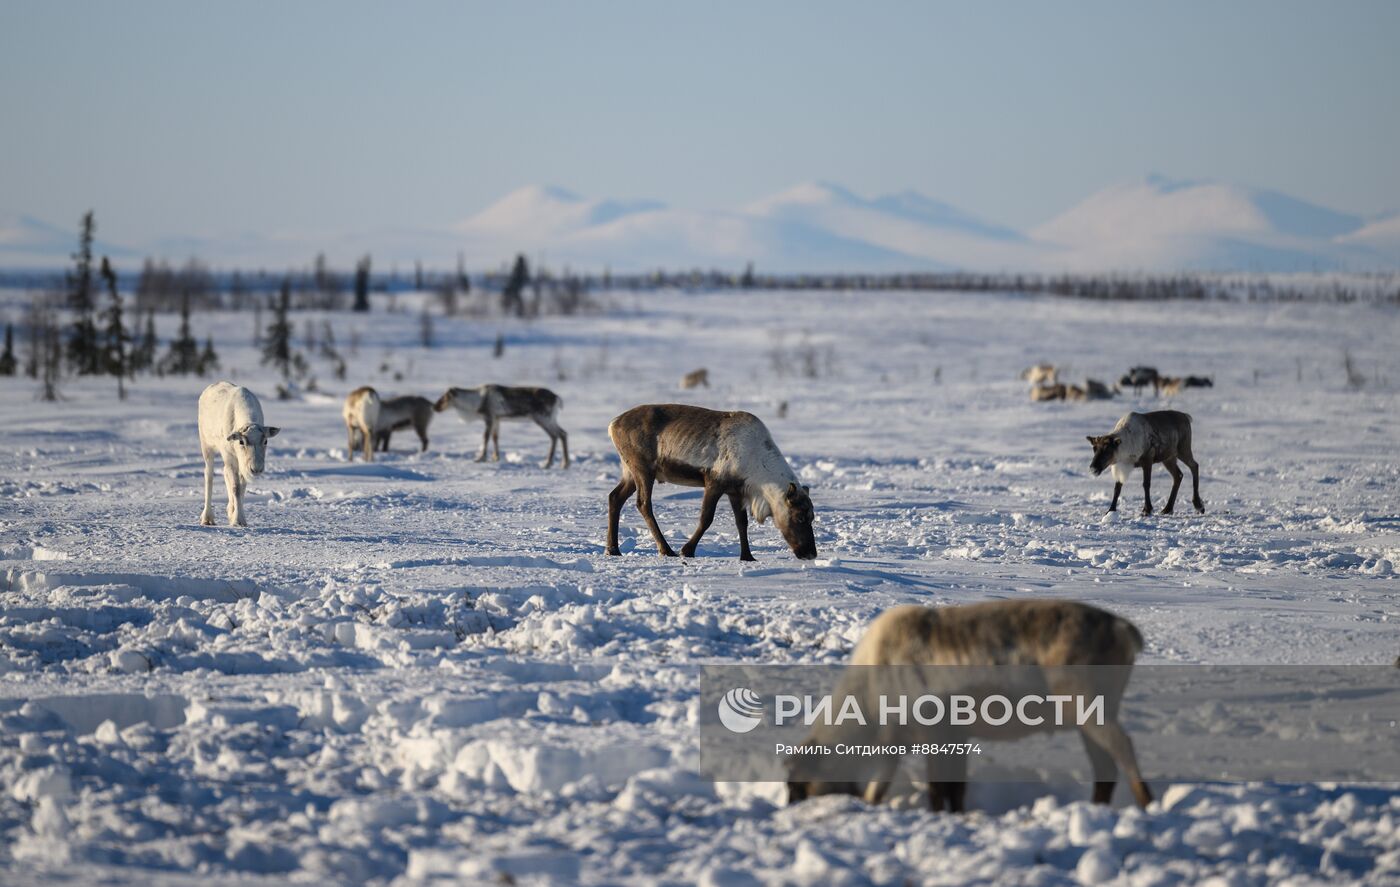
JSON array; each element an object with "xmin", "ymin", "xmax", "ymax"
[{"xmin": 2, "ymin": 0, "xmax": 1397, "ymax": 243}]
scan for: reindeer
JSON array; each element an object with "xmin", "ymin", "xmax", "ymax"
[
  {"xmin": 374, "ymin": 395, "xmax": 434, "ymax": 453},
  {"xmin": 1084, "ymin": 379, "xmax": 1118, "ymax": 400},
  {"xmin": 342, "ymin": 386, "xmax": 380, "ymax": 462},
  {"xmin": 1182, "ymin": 375, "xmax": 1213, "ymax": 389},
  {"xmin": 1154, "ymin": 377, "xmax": 1184, "ymax": 398},
  {"xmin": 198, "ymin": 382, "xmax": 279, "ymax": 528},
  {"xmin": 1031, "ymin": 383, "xmax": 1068, "ymax": 401},
  {"xmin": 680, "ymin": 368, "xmax": 710, "ymax": 390},
  {"xmin": 786, "ymin": 600, "xmax": 1152, "ymax": 812},
  {"xmin": 1020, "ymin": 363, "xmax": 1059, "ymax": 387},
  {"xmin": 1119, "ymin": 366, "xmax": 1159, "ymax": 394},
  {"xmin": 606, "ymin": 404, "xmax": 816, "ymax": 561},
  {"xmin": 1087, "ymin": 410, "xmax": 1204, "ymax": 516},
  {"xmin": 434, "ymin": 385, "xmax": 569, "ymax": 468}
]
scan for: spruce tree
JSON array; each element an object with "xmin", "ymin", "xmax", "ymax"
[
  {"xmin": 66, "ymin": 211, "xmax": 101, "ymax": 374},
  {"xmin": 353, "ymin": 255, "xmax": 371, "ymax": 312},
  {"xmin": 197, "ymin": 336, "xmax": 220, "ymax": 376},
  {"xmin": 130, "ymin": 313, "xmax": 157, "ymax": 373},
  {"xmin": 99, "ymin": 256, "xmax": 130, "ymax": 399},
  {"xmin": 261, "ymin": 278, "xmax": 294, "ymax": 381},
  {"xmin": 159, "ymin": 292, "xmax": 200, "ymax": 375},
  {"xmin": 502, "ymin": 254, "xmax": 529, "ymax": 317},
  {"xmin": 0, "ymin": 323, "xmax": 16, "ymax": 376}
]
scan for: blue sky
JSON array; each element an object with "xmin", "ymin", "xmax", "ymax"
[{"xmin": 2, "ymin": 0, "xmax": 1397, "ymax": 242}]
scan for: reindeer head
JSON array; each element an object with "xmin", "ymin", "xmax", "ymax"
[
  {"xmin": 434, "ymin": 387, "xmax": 482, "ymax": 415},
  {"xmin": 1086, "ymin": 434, "xmax": 1120, "ymax": 476},
  {"xmin": 774, "ymin": 481, "xmax": 817, "ymax": 560},
  {"xmin": 227, "ymin": 424, "xmax": 279, "ymax": 478},
  {"xmin": 785, "ymin": 747, "xmax": 859, "ymax": 803}
]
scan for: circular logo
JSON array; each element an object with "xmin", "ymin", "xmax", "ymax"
[{"xmin": 718, "ymin": 687, "xmax": 764, "ymax": 733}]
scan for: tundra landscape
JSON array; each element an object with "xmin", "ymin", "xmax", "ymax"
[{"xmin": 1, "ymin": 281, "xmax": 1398, "ymax": 884}]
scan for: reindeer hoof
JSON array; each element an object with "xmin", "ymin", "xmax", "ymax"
[
  {"xmin": 680, "ymin": 545, "xmax": 697, "ymax": 558},
  {"xmin": 605, "ymin": 546, "xmax": 621, "ymax": 556},
  {"xmin": 660, "ymin": 548, "xmax": 679, "ymax": 558},
  {"xmin": 739, "ymin": 553, "xmax": 756, "ymax": 562},
  {"xmin": 1194, "ymin": 501, "xmax": 1206, "ymax": 514},
  {"xmin": 1162, "ymin": 506, "xmax": 1174, "ymax": 515},
  {"xmin": 1140, "ymin": 507, "xmax": 1153, "ymax": 517},
  {"xmin": 199, "ymin": 513, "xmax": 213, "ymax": 527}
]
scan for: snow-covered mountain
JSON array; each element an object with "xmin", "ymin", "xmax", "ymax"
[
  {"xmin": 4, "ymin": 177, "xmax": 1398, "ymax": 273},
  {"xmin": 1031, "ymin": 175, "xmax": 1389, "ymax": 272}
]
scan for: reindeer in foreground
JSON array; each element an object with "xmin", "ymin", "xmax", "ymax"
[
  {"xmin": 342, "ymin": 386, "xmax": 380, "ymax": 462},
  {"xmin": 1088, "ymin": 410, "xmax": 1204, "ymax": 515},
  {"xmin": 198, "ymin": 382, "xmax": 280, "ymax": 528},
  {"xmin": 786, "ymin": 600, "xmax": 1152, "ymax": 812},
  {"xmin": 374, "ymin": 395, "xmax": 434, "ymax": 453},
  {"xmin": 680, "ymin": 368, "xmax": 710, "ymax": 390},
  {"xmin": 434, "ymin": 385, "xmax": 569, "ymax": 468},
  {"xmin": 606, "ymin": 404, "xmax": 816, "ymax": 560}
]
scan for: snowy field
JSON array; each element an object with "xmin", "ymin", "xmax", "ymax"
[{"xmin": 2, "ymin": 287, "xmax": 1398, "ymax": 884}]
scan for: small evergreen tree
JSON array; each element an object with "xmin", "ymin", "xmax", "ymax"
[
  {"xmin": 262, "ymin": 278, "xmax": 295, "ymax": 381},
  {"xmin": 0, "ymin": 323, "xmax": 16, "ymax": 376},
  {"xmin": 502, "ymin": 254, "xmax": 529, "ymax": 317},
  {"xmin": 99, "ymin": 256, "xmax": 130, "ymax": 399},
  {"xmin": 129, "ymin": 312, "xmax": 157, "ymax": 373},
  {"xmin": 353, "ymin": 255, "xmax": 371, "ymax": 312},
  {"xmin": 66, "ymin": 211, "xmax": 101, "ymax": 374},
  {"xmin": 159, "ymin": 292, "xmax": 200, "ymax": 375},
  {"xmin": 197, "ymin": 336, "xmax": 220, "ymax": 376}
]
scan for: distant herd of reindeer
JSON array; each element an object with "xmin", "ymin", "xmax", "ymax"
[
  {"xmin": 1022, "ymin": 362, "xmax": 1213, "ymax": 401},
  {"xmin": 192, "ymin": 360, "xmax": 1212, "ymax": 811}
]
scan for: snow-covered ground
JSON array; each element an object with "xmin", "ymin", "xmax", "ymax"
[{"xmin": 2, "ymin": 287, "xmax": 1398, "ymax": 884}]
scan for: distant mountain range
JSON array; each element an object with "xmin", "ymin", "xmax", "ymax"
[{"xmin": 5, "ymin": 176, "xmax": 1398, "ymax": 274}]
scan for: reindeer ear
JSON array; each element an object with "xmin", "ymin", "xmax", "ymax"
[
  {"xmin": 788, "ymin": 482, "xmax": 798, "ymax": 493},
  {"xmin": 802, "ymin": 484, "xmax": 810, "ymax": 495},
  {"xmin": 265, "ymin": 426, "xmax": 280, "ymax": 438},
  {"xmin": 227, "ymin": 432, "xmax": 244, "ymax": 443},
  {"xmin": 1086, "ymin": 436, "xmax": 1096, "ymax": 444}
]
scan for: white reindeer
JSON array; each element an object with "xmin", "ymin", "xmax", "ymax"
[
  {"xmin": 434, "ymin": 385, "xmax": 569, "ymax": 468},
  {"xmin": 342, "ymin": 386, "xmax": 380, "ymax": 462},
  {"xmin": 605, "ymin": 403, "xmax": 816, "ymax": 560},
  {"xmin": 786, "ymin": 599, "xmax": 1152, "ymax": 811},
  {"xmin": 198, "ymin": 382, "xmax": 280, "ymax": 528}
]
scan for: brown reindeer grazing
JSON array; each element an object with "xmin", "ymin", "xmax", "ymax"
[
  {"xmin": 434, "ymin": 385, "xmax": 569, "ymax": 468},
  {"xmin": 1031, "ymin": 383, "xmax": 1068, "ymax": 401},
  {"xmin": 342, "ymin": 386, "xmax": 380, "ymax": 462},
  {"xmin": 374, "ymin": 395, "xmax": 434, "ymax": 453},
  {"xmin": 1182, "ymin": 375, "xmax": 1213, "ymax": 388},
  {"xmin": 786, "ymin": 600, "xmax": 1152, "ymax": 811},
  {"xmin": 606, "ymin": 404, "xmax": 816, "ymax": 561},
  {"xmin": 1153, "ymin": 376, "xmax": 1183, "ymax": 397},
  {"xmin": 1088, "ymin": 410, "xmax": 1204, "ymax": 516},
  {"xmin": 680, "ymin": 368, "xmax": 710, "ymax": 389}
]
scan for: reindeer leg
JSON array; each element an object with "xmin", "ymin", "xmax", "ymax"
[
  {"xmin": 476, "ymin": 421, "xmax": 491, "ymax": 462},
  {"xmin": 558, "ymin": 428, "xmax": 569, "ymax": 469},
  {"xmin": 728, "ymin": 491, "xmax": 755, "ymax": 561},
  {"xmin": 222, "ymin": 460, "xmax": 242, "ymax": 527},
  {"xmin": 1181, "ymin": 442, "xmax": 1205, "ymax": 513},
  {"xmin": 863, "ymin": 752, "xmax": 901, "ymax": 806},
  {"xmin": 346, "ymin": 424, "xmax": 357, "ymax": 462},
  {"xmin": 492, "ymin": 421, "xmax": 501, "ymax": 462},
  {"xmin": 636, "ymin": 473, "xmax": 676, "ymax": 557},
  {"xmin": 1162, "ymin": 458, "xmax": 1184, "ymax": 514},
  {"xmin": 417, "ymin": 420, "xmax": 429, "ymax": 452},
  {"xmin": 1080, "ymin": 720, "xmax": 1152, "ymax": 808},
  {"xmin": 681, "ymin": 483, "xmax": 721, "ymax": 558},
  {"xmin": 1108, "ymin": 482, "xmax": 1122, "ymax": 513},
  {"xmin": 200, "ymin": 449, "xmax": 215, "ymax": 526},
  {"xmin": 1080, "ymin": 728, "xmax": 1118, "ymax": 804},
  {"xmin": 1140, "ymin": 463, "xmax": 1153, "ymax": 516},
  {"xmin": 606, "ymin": 475, "xmax": 637, "ymax": 555},
  {"xmin": 362, "ymin": 424, "xmax": 375, "ymax": 462},
  {"xmin": 532, "ymin": 415, "xmax": 557, "ymax": 468}
]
